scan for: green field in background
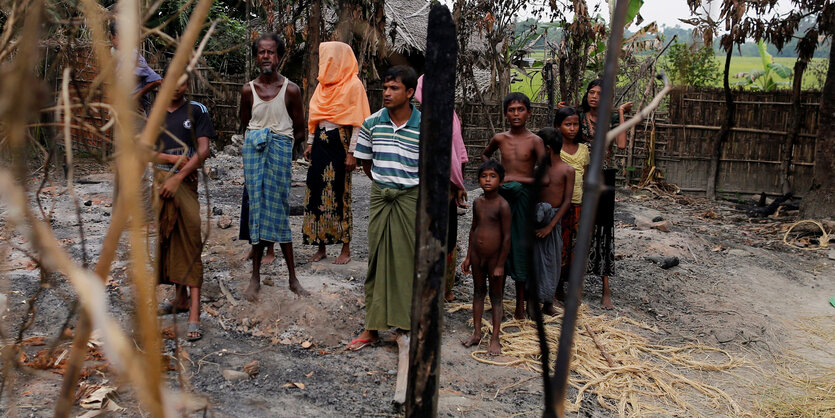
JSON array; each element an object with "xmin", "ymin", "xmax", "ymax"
[{"xmin": 510, "ymin": 55, "xmax": 827, "ymax": 99}]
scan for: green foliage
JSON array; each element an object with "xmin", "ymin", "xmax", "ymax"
[
  {"xmin": 660, "ymin": 42, "xmax": 720, "ymax": 87},
  {"xmin": 146, "ymin": 0, "xmax": 248, "ymax": 75},
  {"xmin": 607, "ymin": 0, "xmax": 644, "ymax": 27},
  {"xmin": 732, "ymin": 40, "xmax": 793, "ymax": 91},
  {"xmin": 203, "ymin": 2, "xmax": 248, "ymax": 75},
  {"xmin": 624, "ymin": 0, "xmax": 644, "ymax": 27}
]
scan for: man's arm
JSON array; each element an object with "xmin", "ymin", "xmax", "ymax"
[
  {"xmin": 239, "ymin": 83, "xmax": 253, "ymax": 133},
  {"xmin": 159, "ymin": 136, "xmax": 210, "ymax": 199},
  {"xmin": 361, "ymin": 159, "xmax": 373, "ymax": 180},
  {"xmin": 533, "ymin": 134, "xmax": 547, "ymax": 167},
  {"xmin": 285, "ymin": 82, "xmax": 306, "ymax": 146},
  {"xmin": 133, "ymin": 79, "xmax": 162, "ymax": 102},
  {"xmin": 481, "ymin": 135, "xmax": 500, "ymax": 162}
]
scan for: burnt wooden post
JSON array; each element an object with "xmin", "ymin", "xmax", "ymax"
[
  {"xmin": 549, "ymin": 0, "xmax": 629, "ymax": 416},
  {"xmin": 406, "ymin": 4, "xmax": 457, "ymax": 416},
  {"xmin": 545, "ymin": 61, "xmax": 555, "ymax": 125}
]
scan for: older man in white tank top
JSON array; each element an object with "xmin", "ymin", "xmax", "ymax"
[{"xmin": 239, "ymin": 33, "xmax": 308, "ymax": 300}]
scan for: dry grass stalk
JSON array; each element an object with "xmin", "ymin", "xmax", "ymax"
[
  {"xmin": 448, "ymin": 301, "xmax": 749, "ymax": 416},
  {"xmin": 0, "ymin": 0, "xmax": 47, "ymax": 411},
  {"xmin": 1, "ymin": 0, "xmax": 216, "ymax": 415}
]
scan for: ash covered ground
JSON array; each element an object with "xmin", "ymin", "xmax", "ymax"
[{"xmin": 1, "ymin": 151, "xmax": 833, "ymax": 416}]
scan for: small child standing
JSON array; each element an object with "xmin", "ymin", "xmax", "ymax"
[
  {"xmin": 462, "ymin": 161, "xmax": 511, "ymax": 356},
  {"xmin": 534, "ymin": 128, "xmax": 575, "ymax": 315}
]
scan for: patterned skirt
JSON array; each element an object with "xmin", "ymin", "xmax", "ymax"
[
  {"xmin": 302, "ymin": 126, "xmax": 352, "ymax": 245},
  {"xmin": 589, "ymin": 168, "xmax": 616, "ymax": 276}
]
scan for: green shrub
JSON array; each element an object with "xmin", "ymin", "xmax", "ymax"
[{"xmin": 660, "ymin": 42, "xmax": 720, "ymax": 87}]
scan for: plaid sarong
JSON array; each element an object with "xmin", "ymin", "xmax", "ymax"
[{"xmin": 242, "ymin": 128, "xmax": 293, "ymax": 244}]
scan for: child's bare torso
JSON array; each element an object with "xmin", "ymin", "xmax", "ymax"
[
  {"xmin": 496, "ymin": 131, "xmax": 539, "ymax": 180},
  {"xmin": 540, "ymin": 161, "xmax": 571, "ymax": 207},
  {"xmin": 472, "ymin": 196, "xmax": 507, "ymax": 258}
]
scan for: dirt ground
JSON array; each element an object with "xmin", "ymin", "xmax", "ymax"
[{"xmin": 1, "ymin": 152, "xmax": 833, "ymax": 417}]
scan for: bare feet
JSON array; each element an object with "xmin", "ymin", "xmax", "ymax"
[
  {"xmin": 243, "ymin": 282, "xmax": 260, "ymax": 302},
  {"xmin": 542, "ymin": 303, "xmax": 559, "ymax": 316},
  {"xmin": 262, "ymin": 244, "xmax": 276, "ymax": 265},
  {"xmin": 601, "ymin": 294, "xmax": 614, "ymax": 310},
  {"xmin": 487, "ymin": 338, "xmax": 502, "ymax": 356},
  {"xmin": 333, "ymin": 244, "xmax": 351, "ymax": 264},
  {"xmin": 310, "ymin": 245, "xmax": 327, "ymax": 262},
  {"xmin": 243, "ymin": 248, "xmax": 253, "ymax": 261},
  {"xmin": 289, "ymin": 278, "xmax": 310, "ymax": 297},
  {"xmin": 602, "ymin": 275, "xmax": 614, "ymax": 309},
  {"xmin": 514, "ymin": 304, "xmax": 526, "ymax": 320},
  {"xmin": 461, "ymin": 333, "xmax": 482, "ymax": 347},
  {"xmin": 444, "ymin": 290, "xmax": 455, "ymax": 302}
]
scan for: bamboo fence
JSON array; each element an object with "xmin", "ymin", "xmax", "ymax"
[{"xmin": 64, "ymin": 67, "xmax": 821, "ymax": 198}]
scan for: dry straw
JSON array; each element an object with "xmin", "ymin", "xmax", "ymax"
[{"xmin": 448, "ymin": 301, "xmax": 750, "ymax": 416}]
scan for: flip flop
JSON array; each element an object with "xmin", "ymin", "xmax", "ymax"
[
  {"xmin": 829, "ymin": 297, "xmax": 835, "ymax": 309},
  {"xmin": 186, "ymin": 322, "xmax": 202, "ymax": 341},
  {"xmin": 346, "ymin": 337, "xmax": 378, "ymax": 351}
]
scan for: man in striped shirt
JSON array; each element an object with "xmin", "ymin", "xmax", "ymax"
[{"xmin": 348, "ymin": 66, "xmax": 420, "ymax": 355}]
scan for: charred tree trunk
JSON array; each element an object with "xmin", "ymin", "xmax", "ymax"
[
  {"xmin": 801, "ymin": 43, "xmax": 835, "ymax": 218},
  {"xmin": 300, "ymin": 0, "xmax": 321, "ymax": 158},
  {"xmin": 781, "ymin": 58, "xmax": 807, "ymax": 195},
  {"xmin": 558, "ymin": 54, "xmax": 568, "ymax": 104},
  {"xmin": 406, "ymin": 4, "xmax": 457, "ymax": 416},
  {"xmin": 707, "ymin": 47, "xmax": 735, "ymax": 200},
  {"xmin": 333, "ymin": 1, "xmax": 358, "ymax": 43},
  {"xmin": 545, "ymin": 62, "xmax": 555, "ymax": 124}
]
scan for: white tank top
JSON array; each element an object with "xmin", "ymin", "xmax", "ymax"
[{"xmin": 247, "ymin": 80, "xmax": 293, "ymax": 137}]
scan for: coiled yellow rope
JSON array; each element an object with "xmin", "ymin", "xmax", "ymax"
[
  {"xmin": 783, "ymin": 219, "xmax": 831, "ymax": 250},
  {"xmin": 448, "ymin": 300, "xmax": 749, "ymax": 416}
]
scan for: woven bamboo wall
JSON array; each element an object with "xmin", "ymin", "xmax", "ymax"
[
  {"xmin": 61, "ymin": 56, "xmax": 820, "ymax": 199},
  {"xmin": 640, "ymin": 87, "xmax": 820, "ymax": 198},
  {"xmin": 58, "ymin": 47, "xmax": 113, "ymax": 156},
  {"xmin": 185, "ymin": 67, "xmax": 246, "ymax": 147},
  {"xmin": 458, "ymin": 102, "xmax": 552, "ymax": 173},
  {"xmin": 59, "ymin": 47, "xmax": 247, "ymax": 154}
]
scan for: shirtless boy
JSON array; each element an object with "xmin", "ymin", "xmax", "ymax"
[
  {"xmin": 462, "ymin": 160, "xmax": 511, "ymax": 356},
  {"xmin": 481, "ymin": 92, "xmax": 545, "ymax": 319},
  {"xmin": 533, "ymin": 128, "xmax": 575, "ymax": 316}
]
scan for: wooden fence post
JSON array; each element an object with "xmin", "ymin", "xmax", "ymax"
[
  {"xmin": 550, "ymin": 0, "xmax": 629, "ymax": 416},
  {"xmin": 782, "ymin": 59, "xmax": 807, "ymax": 195},
  {"xmin": 545, "ymin": 61, "xmax": 555, "ymax": 125},
  {"xmin": 707, "ymin": 47, "xmax": 736, "ymax": 200},
  {"xmin": 406, "ymin": 4, "xmax": 457, "ymax": 416}
]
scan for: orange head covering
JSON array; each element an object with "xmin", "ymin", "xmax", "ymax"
[{"xmin": 307, "ymin": 42, "xmax": 371, "ymax": 134}]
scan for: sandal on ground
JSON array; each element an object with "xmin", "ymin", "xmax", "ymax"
[
  {"xmin": 186, "ymin": 322, "xmax": 202, "ymax": 341},
  {"xmin": 346, "ymin": 337, "xmax": 378, "ymax": 351},
  {"xmin": 157, "ymin": 301, "xmax": 187, "ymax": 316}
]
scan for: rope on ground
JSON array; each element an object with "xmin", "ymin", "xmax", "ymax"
[
  {"xmin": 783, "ymin": 219, "xmax": 831, "ymax": 250},
  {"xmin": 447, "ymin": 301, "xmax": 749, "ymax": 416}
]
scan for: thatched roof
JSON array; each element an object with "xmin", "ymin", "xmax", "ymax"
[
  {"xmin": 385, "ymin": 0, "xmax": 431, "ymax": 54},
  {"xmin": 384, "ymin": 0, "xmax": 489, "ymax": 55}
]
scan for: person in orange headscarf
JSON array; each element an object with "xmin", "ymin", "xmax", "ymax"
[{"xmin": 302, "ymin": 41, "xmax": 371, "ymax": 264}]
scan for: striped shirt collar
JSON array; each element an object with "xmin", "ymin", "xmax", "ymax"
[{"xmin": 378, "ymin": 104, "xmax": 420, "ymax": 131}]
